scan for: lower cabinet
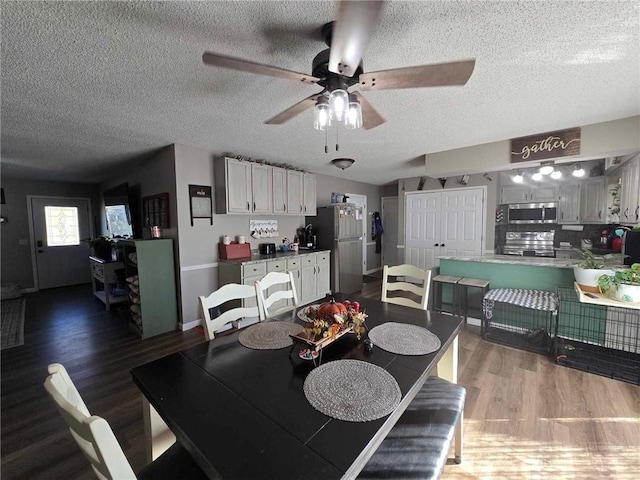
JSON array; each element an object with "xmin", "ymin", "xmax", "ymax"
[{"xmin": 217, "ymin": 251, "xmax": 332, "ymax": 329}]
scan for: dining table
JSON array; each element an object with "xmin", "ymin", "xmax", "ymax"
[{"xmin": 131, "ymin": 293, "xmax": 464, "ymax": 480}]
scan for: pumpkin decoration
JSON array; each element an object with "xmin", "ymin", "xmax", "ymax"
[{"xmin": 317, "ymin": 299, "xmax": 347, "ymax": 318}]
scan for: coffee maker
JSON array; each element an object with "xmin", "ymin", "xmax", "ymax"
[
  {"xmin": 298, "ymin": 224, "xmax": 317, "ymax": 250},
  {"xmin": 599, "ymin": 228, "xmax": 610, "ymax": 249}
]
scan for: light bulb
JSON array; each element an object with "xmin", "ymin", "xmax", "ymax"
[
  {"xmin": 572, "ymin": 164, "xmax": 585, "ymax": 177},
  {"xmin": 345, "ymin": 95, "xmax": 362, "ymax": 129},
  {"xmin": 551, "ymin": 169, "xmax": 562, "ymax": 179},
  {"xmin": 329, "ymin": 89, "xmax": 349, "ymax": 122},
  {"xmin": 540, "ymin": 164, "xmax": 554, "ymax": 175},
  {"xmin": 513, "ymin": 172, "xmax": 524, "ymax": 183},
  {"xmin": 313, "ymin": 98, "xmax": 331, "ymax": 131},
  {"xmin": 532, "ymin": 171, "xmax": 543, "ymax": 181}
]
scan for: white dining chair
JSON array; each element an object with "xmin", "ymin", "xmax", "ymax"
[
  {"xmin": 381, "ymin": 264, "xmax": 431, "ymax": 310},
  {"xmin": 198, "ymin": 283, "xmax": 260, "ymax": 341},
  {"xmin": 256, "ymin": 271, "xmax": 299, "ymax": 320},
  {"xmin": 43, "ymin": 363, "xmax": 207, "ymax": 480}
]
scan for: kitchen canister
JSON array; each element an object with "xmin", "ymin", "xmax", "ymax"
[
  {"xmin": 150, "ymin": 226, "xmax": 163, "ymax": 239},
  {"xmin": 238, "ymin": 235, "xmax": 246, "ymax": 244},
  {"xmin": 222, "ymin": 235, "xmax": 231, "ymax": 245}
]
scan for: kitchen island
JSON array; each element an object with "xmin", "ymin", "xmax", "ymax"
[{"xmin": 438, "ymin": 254, "xmax": 578, "ymax": 291}]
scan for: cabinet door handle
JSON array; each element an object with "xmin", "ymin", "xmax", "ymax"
[
  {"xmin": 304, "ymin": 205, "xmax": 307, "ymax": 212},
  {"xmin": 624, "ymin": 208, "xmax": 629, "ymax": 218},
  {"xmin": 253, "ymin": 202, "xmax": 256, "ymax": 211},
  {"xmin": 434, "ymin": 243, "xmax": 439, "ymax": 247},
  {"xmin": 300, "ymin": 205, "xmax": 303, "ymax": 213},
  {"xmin": 247, "ymin": 201, "xmax": 250, "ymax": 211},
  {"xmin": 441, "ymin": 244, "xmax": 445, "ymax": 247},
  {"xmin": 635, "ymin": 206, "xmax": 639, "ymax": 220},
  {"xmin": 598, "ymin": 210, "xmax": 602, "ymax": 219},
  {"xmin": 283, "ymin": 203, "xmax": 286, "ymax": 211},
  {"xmin": 561, "ymin": 212, "xmax": 564, "ymax": 219}
]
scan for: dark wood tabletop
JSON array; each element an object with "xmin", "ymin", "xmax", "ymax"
[{"xmin": 131, "ymin": 293, "xmax": 464, "ymax": 480}]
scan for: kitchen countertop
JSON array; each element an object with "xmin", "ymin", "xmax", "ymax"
[
  {"xmin": 438, "ymin": 254, "xmax": 579, "ymax": 269},
  {"xmin": 219, "ymin": 249, "xmax": 331, "ymax": 266}
]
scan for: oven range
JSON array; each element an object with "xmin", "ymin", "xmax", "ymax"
[{"xmin": 502, "ymin": 231, "xmax": 555, "ymax": 257}]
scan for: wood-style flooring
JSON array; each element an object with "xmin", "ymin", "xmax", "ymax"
[{"xmin": 2, "ymin": 282, "xmax": 639, "ymax": 479}]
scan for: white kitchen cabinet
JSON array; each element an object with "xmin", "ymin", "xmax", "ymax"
[
  {"xmin": 251, "ymin": 164, "xmax": 273, "ymax": 214},
  {"xmin": 215, "ymin": 157, "xmax": 252, "ymax": 213},
  {"xmin": 620, "ymin": 156, "xmax": 640, "ymax": 224},
  {"xmin": 499, "ymin": 185, "xmax": 558, "ymax": 204},
  {"xmin": 558, "ymin": 183, "xmax": 580, "ymax": 224},
  {"xmin": 272, "ymin": 167, "xmax": 287, "ymax": 214},
  {"xmin": 286, "ymin": 170, "xmax": 304, "ymax": 215},
  {"xmin": 303, "ymin": 173, "xmax": 317, "ymax": 216},
  {"xmin": 580, "ymin": 177, "xmax": 607, "ymax": 223},
  {"xmin": 300, "ymin": 255, "xmax": 317, "ymax": 305},
  {"xmin": 316, "ymin": 251, "xmax": 331, "ymax": 297}
]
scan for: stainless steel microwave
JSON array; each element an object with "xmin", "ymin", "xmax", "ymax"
[{"xmin": 507, "ymin": 203, "xmax": 558, "ymax": 224}]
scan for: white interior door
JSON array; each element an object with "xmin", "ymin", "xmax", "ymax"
[
  {"xmin": 30, "ymin": 197, "xmax": 93, "ymax": 289},
  {"xmin": 345, "ymin": 193, "xmax": 367, "ymax": 273},
  {"xmin": 405, "ymin": 188, "xmax": 485, "ymax": 270},
  {"xmin": 405, "ymin": 192, "xmax": 440, "ymax": 270},
  {"xmin": 381, "ymin": 196, "xmax": 398, "ymax": 267}
]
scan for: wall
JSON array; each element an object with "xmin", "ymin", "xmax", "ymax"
[
  {"xmin": 396, "ymin": 173, "xmax": 498, "ymax": 256},
  {"xmin": 424, "ymin": 116, "xmax": 640, "ymax": 177},
  {"xmin": 0, "ymin": 176, "xmax": 100, "ymax": 290}
]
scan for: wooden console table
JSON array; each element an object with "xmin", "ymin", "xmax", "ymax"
[{"xmin": 89, "ymin": 256, "xmax": 127, "ymax": 311}]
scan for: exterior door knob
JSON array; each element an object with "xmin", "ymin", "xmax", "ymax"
[
  {"xmin": 434, "ymin": 243, "xmax": 439, "ymax": 247},
  {"xmin": 441, "ymin": 244, "xmax": 446, "ymax": 247}
]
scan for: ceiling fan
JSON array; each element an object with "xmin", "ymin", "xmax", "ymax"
[{"xmin": 202, "ymin": 1, "xmax": 475, "ymax": 130}]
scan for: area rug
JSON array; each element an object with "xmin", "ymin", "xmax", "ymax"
[{"xmin": 1, "ymin": 298, "xmax": 26, "ymax": 350}]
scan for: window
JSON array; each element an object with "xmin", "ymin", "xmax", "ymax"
[
  {"xmin": 105, "ymin": 205, "xmax": 133, "ymax": 237},
  {"xmin": 44, "ymin": 206, "xmax": 80, "ymax": 246}
]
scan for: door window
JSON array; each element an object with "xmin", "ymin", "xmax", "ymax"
[{"xmin": 44, "ymin": 206, "xmax": 80, "ymax": 246}]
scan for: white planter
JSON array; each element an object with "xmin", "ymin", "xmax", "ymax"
[
  {"xmin": 573, "ymin": 267, "xmax": 615, "ymax": 293},
  {"xmin": 612, "ymin": 283, "xmax": 640, "ymax": 303}
]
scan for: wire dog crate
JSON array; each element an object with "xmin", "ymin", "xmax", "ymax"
[
  {"xmin": 556, "ymin": 287, "xmax": 640, "ymax": 385},
  {"xmin": 482, "ymin": 289, "xmax": 559, "ymax": 355}
]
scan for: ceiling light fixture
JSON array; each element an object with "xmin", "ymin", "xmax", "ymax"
[
  {"xmin": 513, "ymin": 171, "xmax": 524, "ymax": 183},
  {"xmin": 532, "ymin": 171, "xmax": 543, "ymax": 181},
  {"xmin": 313, "ymin": 96, "xmax": 331, "ymax": 131},
  {"xmin": 572, "ymin": 163, "xmax": 585, "ymax": 177},
  {"xmin": 329, "ymin": 88, "xmax": 349, "ymax": 122},
  {"xmin": 345, "ymin": 94, "xmax": 362, "ymax": 129},
  {"xmin": 331, "ymin": 158, "xmax": 355, "ymax": 170},
  {"xmin": 539, "ymin": 161, "xmax": 555, "ymax": 176},
  {"xmin": 550, "ymin": 168, "xmax": 562, "ymax": 179}
]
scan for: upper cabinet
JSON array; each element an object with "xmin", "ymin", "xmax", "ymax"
[
  {"xmin": 580, "ymin": 177, "xmax": 606, "ymax": 223},
  {"xmin": 303, "ymin": 173, "xmax": 317, "ymax": 216},
  {"xmin": 215, "ymin": 157, "xmax": 316, "ymax": 215},
  {"xmin": 500, "ymin": 185, "xmax": 558, "ymax": 204},
  {"xmin": 558, "ymin": 183, "xmax": 580, "ymax": 224},
  {"xmin": 606, "ymin": 155, "xmax": 640, "ymax": 225}
]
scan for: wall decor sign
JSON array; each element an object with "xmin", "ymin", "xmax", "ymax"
[
  {"xmin": 189, "ymin": 185, "xmax": 213, "ymax": 226},
  {"xmin": 510, "ymin": 127, "xmax": 581, "ymax": 163}
]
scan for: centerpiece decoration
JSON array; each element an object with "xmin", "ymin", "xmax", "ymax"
[{"xmin": 293, "ymin": 299, "xmax": 368, "ymax": 352}]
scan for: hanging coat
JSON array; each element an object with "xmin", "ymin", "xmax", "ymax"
[{"xmin": 372, "ymin": 212, "xmax": 383, "ymax": 254}]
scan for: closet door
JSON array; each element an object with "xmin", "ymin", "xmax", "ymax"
[{"xmin": 405, "ymin": 192, "xmax": 440, "ymax": 271}]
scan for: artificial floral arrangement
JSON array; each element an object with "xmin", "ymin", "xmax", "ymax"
[{"xmin": 303, "ymin": 299, "xmax": 368, "ymax": 341}]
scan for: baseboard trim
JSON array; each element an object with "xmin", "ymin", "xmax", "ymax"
[
  {"xmin": 364, "ymin": 267, "xmax": 382, "ymax": 275},
  {"xmin": 180, "ymin": 319, "xmax": 202, "ymax": 331},
  {"xmin": 21, "ymin": 287, "xmax": 38, "ymax": 294}
]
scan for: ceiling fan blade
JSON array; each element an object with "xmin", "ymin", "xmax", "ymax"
[
  {"xmin": 203, "ymin": 52, "xmax": 320, "ymax": 84},
  {"xmin": 352, "ymin": 91, "xmax": 385, "ymax": 130},
  {"xmin": 328, "ymin": 1, "xmax": 384, "ymax": 78},
  {"xmin": 264, "ymin": 93, "xmax": 322, "ymax": 125},
  {"xmin": 359, "ymin": 59, "xmax": 476, "ymax": 91}
]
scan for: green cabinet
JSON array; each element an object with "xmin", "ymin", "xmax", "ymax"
[{"xmin": 120, "ymin": 239, "xmax": 177, "ymax": 339}]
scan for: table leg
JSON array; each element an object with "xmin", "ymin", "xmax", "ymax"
[
  {"xmin": 437, "ymin": 336, "xmax": 458, "ymax": 384},
  {"xmin": 142, "ymin": 397, "xmax": 175, "ymax": 462}
]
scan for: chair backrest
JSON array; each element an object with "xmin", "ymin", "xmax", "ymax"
[
  {"xmin": 43, "ymin": 364, "xmax": 136, "ymax": 480},
  {"xmin": 198, "ymin": 283, "xmax": 260, "ymax": 340},
  {"xmin": 256, "ymin": 271, "xmax": 299, "ymax": 320},
  {"xmin": 381, "ymin": 264, "xmax": 431, "ymax": 310}
]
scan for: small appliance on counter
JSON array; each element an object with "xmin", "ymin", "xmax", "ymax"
[
  {"xmin": 599, "ymin": 228, "xmax": 611, "ymax": 249},
  {"xmin": 258, "ymin": 243, "xmax": 276, "ymax": 255},
  {"xmin": 298, "ymin": 224, "xmax": 317, "ymax": 250},
  {"xmin": 622, "ymin": 230, "xmax": 640, "ymax": 264}
]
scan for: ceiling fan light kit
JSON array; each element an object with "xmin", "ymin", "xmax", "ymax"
[
  {"xmin": 332, "ymin": 158, "xmax": 355, "ymax": 170},
  {"xmin": 201, "ymin": 0, "xmax": 475, "ymax": 144}
]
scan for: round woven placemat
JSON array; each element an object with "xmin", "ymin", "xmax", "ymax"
[
  {"xmin": 303, "ymin": 359, "xmax": 401, "ymax": 422},
  {"xmin": 238, "ymin": 321, "xmax": 302, "ymax": 350},
  {"xmin": 368, "ymin": 322, "xmax": 441, "ymax": 356}
]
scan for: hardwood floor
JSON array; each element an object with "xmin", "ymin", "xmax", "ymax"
[{"xmin": 2, "ymin": 282, "xmax": 639, "ymax": 479}]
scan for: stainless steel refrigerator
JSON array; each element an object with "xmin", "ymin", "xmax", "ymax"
[{"xmin": 310, "ymin": 204, "xmax": 363, "ymax": 294}]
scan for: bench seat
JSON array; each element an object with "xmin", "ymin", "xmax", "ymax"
[{"xmin": 359, "ymin": 376, "xmax": 466, "ymax": 480}]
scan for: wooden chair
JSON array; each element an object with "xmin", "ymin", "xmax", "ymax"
[
  {"xmin": 198, "ymin": 283, "xmax": 260, "ymax": 340},
  {"xmin": 381, "ymin": 264, "xmax": 431, "ymax": 310},
  {"xmin": 256, "ymin": 271, "xmax": 299, "ymax": 320},
  {"xmin": 43, "ymin": 363, "xmax": 207, "ymax": 480}
]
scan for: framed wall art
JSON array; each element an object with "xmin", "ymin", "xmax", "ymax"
[
  {"xmin": 143, "ymin": 192, "xmax": 170, "ymax": 228},
  {"xmin": 189, "ymin": 185, "xmax": 213, "ymax": 226}
]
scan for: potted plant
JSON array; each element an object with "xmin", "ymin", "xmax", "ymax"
[
  {"xmin": 598, "ymin": 263, "xmax": 640, "ymax": 302},
  {"xmin": 85, "ymin": 236, "xmax": 116, "ymax": 261},
  {"xmin": 573, "ymin": 248, "xmax": 622, "ymax": 293}
]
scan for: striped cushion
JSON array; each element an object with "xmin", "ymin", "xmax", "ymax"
[{"xmin": 359, "ymin": 376, "xmax": 466, "ymax": 480}]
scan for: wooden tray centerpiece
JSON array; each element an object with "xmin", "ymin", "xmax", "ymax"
[{"xmin": 291, "ymin": 299, "xmax": 367, "ymax": 352}]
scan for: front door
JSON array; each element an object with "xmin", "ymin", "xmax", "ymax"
[
  {"xmin": 405, "ymin": 187, "xmax": 485, "ymax": 270},
  {"xmin": 30, "ymin": 197, "xmax": 93, "ymax": 289}
]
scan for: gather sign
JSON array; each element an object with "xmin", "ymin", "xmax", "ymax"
[{"xmin": 510, "ymin": 127, "xmax": 581, "ymax": 163}]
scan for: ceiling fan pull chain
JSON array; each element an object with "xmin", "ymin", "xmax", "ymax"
[
  {"xmin": 324, "ymin": 126, "xmax": 329, "ymax": 153},
  {"xmin": 335, "ymin": 125, "xmax": 339, "ymax": 152}
]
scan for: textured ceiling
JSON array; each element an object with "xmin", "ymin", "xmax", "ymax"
[{"xmin": 1, "ymin": 1, "xmax": 639, "ymax": 185}]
